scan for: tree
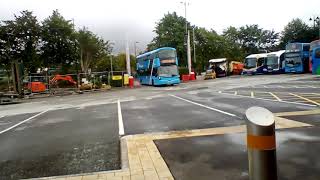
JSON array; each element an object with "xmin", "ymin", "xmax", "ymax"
[
  {"xmin": 77, "ymin": 27, "xmax": 112, "ymax": 73},
  {"xmin": 148, "ymin": 12, "xmax": 189, "ymax": 66},
  {"xmin": 0, "ymin": 11, "xmax": 41, "ymax": 72},
  {"xmin": 41, "ymin": 10, "xmax": 77, "ymax": 73},
  {"xmin": 279, "ymin": 18, "xmax": 316, "ymax": 48}
]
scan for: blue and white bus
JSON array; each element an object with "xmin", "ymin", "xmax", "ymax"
[
  {"xmin": 310, "ymin": 40, "xmax": 320, "ymax": 75},
  {"xmin": 242, "ymin": 53, "xmax": 268, "ymax": 75},
  {"xmin": 284, "ymin": 43, "xmax": 310, "ymax": 73},
  {"xmin": 136, "ymin": 47, "xmax": 180, "ymax": 86},
  {"xmin": 265, "ymin": 50, "xmax": 286, "ymax": 74}
]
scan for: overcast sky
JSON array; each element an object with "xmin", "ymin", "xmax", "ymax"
[{"xmin": 1, "ymin": 0, "xmax": 319, "ymax": 53}]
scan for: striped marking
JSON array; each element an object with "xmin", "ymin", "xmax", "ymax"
[
  {"xmin": 289, "ymin": 93, "xmax": 320, "ymax": 106},
  {"xmin": 0, "ymin": 109, "xmax": 51, "ymax": 135},
  {"xmin": 117, "ymin": 99, "xmax": 125, "ymax": 136},
  {"xmin": 269, "ymin": 92, "xmax": 282, "ymax": 101},
  {"xmin": 169, "ymin": 94, "xmax": 236, "ymax": 117}
]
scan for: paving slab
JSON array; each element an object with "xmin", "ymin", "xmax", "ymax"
[{"xmin": 155, "ymin": 126, "xmax": 320, "ymax": 180}]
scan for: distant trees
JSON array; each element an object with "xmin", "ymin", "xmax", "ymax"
[
  {"xmin": 279, "ymin": 18, "xmax": 318, "ymax": 48},
  {"xmin": 0, "ymin": 10, "xmax": 116, "ymax": 75},
  {"xmin": 1, "ymin": 10, "xmax": 319, "ymax": 75},
  {"xmin": 148, "ymin": 12, "xmax": 282, "ymax": 72}
]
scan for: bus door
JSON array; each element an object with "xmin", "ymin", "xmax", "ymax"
[{"xmin": 312, "ymin": 47, "xmax": 320, "ymax": 75}]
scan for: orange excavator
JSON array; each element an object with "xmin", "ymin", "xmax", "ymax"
[{"xmin": 50, "ymin": 75, "xmax": 77, "ymax": 87}]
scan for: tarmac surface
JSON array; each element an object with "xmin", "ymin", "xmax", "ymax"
[
  {"xmin": 0, "ymin": 74, "xmax": 318, "ymax": 179},
  {"xmin": 155, "ymin": 126, "xmax": 320, "ymax": 180}
]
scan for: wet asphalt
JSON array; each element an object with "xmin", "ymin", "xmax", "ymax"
[
  {"xmin": 0, "ymin": 74, "xmax": 318, "ymax": 179},
  {"xmin": 0, "ymin": 104, "xmax": 119, "ymax": 179},
  {"xmin": 155, "ymin": 126, "xmax": 320, "ymax": 180}
]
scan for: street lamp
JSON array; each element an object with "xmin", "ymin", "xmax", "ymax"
[
  {"xmin": 180, "ymin": 1, "xmax": 189, "ymax": 36},
  {"xmin": 109, "ymin": 41, "xmax": 115, "ymax": 75},
  {"xmin": 134, "ymin": 41, "xmax": 139, "ymax": 57},
  {"xmin": 309, "ymin": 16, "xmax": 320, "ymax": 39}
]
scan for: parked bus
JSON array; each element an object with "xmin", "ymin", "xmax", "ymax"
[
  {"xmin": 208, "ymin": 58, "xmax": 227, "ymax": 77},
  {"xmin": 310, "ymin": 40, "xmax": 320, "ymax": 75},
  {"xmin": 136, "ymin": 47, "xmax": 180, "ymax": 86},
  {"xmin": 265, "ymin": 50, "xmax": 286, "ymax": 74},
  {"xmin": 284, "ymin": 43, "xmax": 310, "ymax": 73},
  {"xmin": 242, "ymin": 53, "xmax": 268, "ymax": 75}
]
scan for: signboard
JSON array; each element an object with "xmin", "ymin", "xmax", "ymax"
[
  {"xmin": 123, "ymin": 74, "xmax": 129, "ymax": 85},
  {"xmin": 160, "ymin": 59, "xmax": 175, "ymax": 65},
  {"xmin": 112, "ymin": 75, "xmax": 122, "ymax": 80}
]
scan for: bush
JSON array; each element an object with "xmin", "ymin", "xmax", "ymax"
[{"xmin": 179, "ymin": 67, "xmax": 189, "ymax": 75}]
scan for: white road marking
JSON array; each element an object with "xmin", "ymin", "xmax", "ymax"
[
  {"xmin": 117, "ymin": 99, "xmax": 125, "ymax": 136},
  {"xmin": 234, "ymin": 91, "xmax": 237, "ymax": 95},
  {"xmin": 169, "ymin": 94, "xmax": 236, "ymax": 117},
  {"xmin": 269, "ymin": 92, "xmax": 282, "ymax": 101},
  {"xmin": 251, "ymin": 91, "xmax": 254, "ymax": 98},
  {"xmin": 219, "ymin": 92, "xmax": 316, "ymax": 107},
  {"xmin": 290, "ymin": 93, "xmax": 320, "ymax": 106},
  {"xmin": 0, "ymin": 109, "xmax": 51, "ymax": 135}
]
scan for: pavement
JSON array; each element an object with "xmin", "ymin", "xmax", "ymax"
[{"xmin": 0, "ymin": 74, "xmax": 319, "ymax": 179}]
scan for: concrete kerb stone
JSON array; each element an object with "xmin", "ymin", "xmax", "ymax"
[{"xmin": 28, "ymin": 111, "xmax": 314, "ymax": 180}]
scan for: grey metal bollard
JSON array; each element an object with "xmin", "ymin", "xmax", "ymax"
[{"xmin": 246, "ymin": 106, "xmax": 278, "ymax": 180}]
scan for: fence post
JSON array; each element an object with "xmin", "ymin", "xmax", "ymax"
[{"xmin": 246, "ymin": 106, "xmax": 277, "ymax": 180}]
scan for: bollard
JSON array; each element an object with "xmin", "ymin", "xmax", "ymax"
[{"xmin": 246, "ymin": 106, "xmax": 277, "ymax": 180}]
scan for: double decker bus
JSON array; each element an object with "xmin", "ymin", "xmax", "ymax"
[
  {"xmin": 284, "ymin": 43, "xmax": 310, "ymax": 73},
  {"xmin": 265, "ymin": 50, "xmax": 285, "ymax": 74},
  {"xmin": 242, "ymin": 53, "xmax": 268, "ymax": 75},
  {"xmin": 310, "ymin": 40, "xmax": 320, "ymax": 75},
  {"xmin": 136, "ymin": 47, "xmax": 180, "ymax": 86}
]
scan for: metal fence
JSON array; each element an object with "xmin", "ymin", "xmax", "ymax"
[{"xmin": 21, "ymin": 71, "xmax": 127, "ymax": 97}]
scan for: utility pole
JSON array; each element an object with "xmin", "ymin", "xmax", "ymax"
[
  {"xmin": 125, "ymin": 37, "xmax": 131, "ymax": 76},
  {"xmin": 187, "ymin": 30, "xmax": 192, "ymax": 74},
  {"xmin": 309, "ymin": 16, "xmax": 320, "ymax": 39},
  {"xmin": 181, "ymin": 1, "xmax": 191, "ymax": 74},
  {"xmin": 193, "ymin": 28, "xmax": 196, "ymax": 64},
  {"xmin": 134, "ymin": 41, "xmax": 139, "ymax": 57}
]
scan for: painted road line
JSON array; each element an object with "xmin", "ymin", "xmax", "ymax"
[
  {"xmin": 169, "ymin": 94, "xmax": 236, "ymax": 117},
  {"xmin": 117, "ymin": 99, "xmax": 125, "ymax": 136},
  {"xmin": 234, "ymin": 91, "xmax": 237, "ymax": 95},
  {"xmin": 251, "ymin": 91, "xmax": 254, "ymax": 98},
  {"xmin": 219, "ymin": 92, "xmax": 317, "ymax": 107},
  {"xmin": 0, "ymin": 109, "xmax": 51, "ymax": 135},
  {"xmin": 269, "ymin": 92, "xmax": 282, "ymax": 101},
  {"xmin": 290, "ymin": 93, "xmax": 320, "ymax": 106}
]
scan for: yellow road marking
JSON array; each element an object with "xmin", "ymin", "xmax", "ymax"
[
  {"xmin": 251, "ymin": 91, "xmax": 254, "ymax": 98},
  {"xmin": 269, "ymin": 92, "xmax": 282, "ymax": 101},
  {"xmin": 289, "ymin": 93, "xmax": 320, "ymax": 106},
  {"xmin": 274, "ymin": 109, "xmax": 320, "ymax": 116}
]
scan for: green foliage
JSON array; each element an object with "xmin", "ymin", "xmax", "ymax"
[
  {"xmin": 279, "ymin": 18, "xmax": 318, "ymax": 48},
  {"xmin": 41, "ymin": 10, "xmax": 77, "ymax": 73},
  {"xmin": 148, "ymin": 12, "xmax": 188, "ymax": 66},
  {"xmin": 77, "ymin": 27, "xmax": 112, "ymax": 73},
  {"xmin": 0, "ymin": 11, "xmax": 41, "ymax": 72}
]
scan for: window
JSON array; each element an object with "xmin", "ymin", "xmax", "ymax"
[
  {"xmin": 158, "ymin": 49, "xmax": 176, "ymax": 60},
  {"xmin": 244, "ymin": 58, "xmax": 256, "ymax": 68},
  {"xmin": 315, "ymin": 49, "xmax": 320, "ymax": 58}
]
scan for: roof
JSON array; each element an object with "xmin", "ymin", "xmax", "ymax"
[
  {"xmin": 136, "ymin": 47, "xmax": 176, "ymax": 59},
  {"xmin": 267, "ymin": 50, "xmax": 285, "ymax": 57},
  {"xmin": 209, "ymin": 58, "xmax": 227, "ymax": 63},
  {"xmin": 246, "ymin": 53, "xmax": 268, "ymax": 59}
]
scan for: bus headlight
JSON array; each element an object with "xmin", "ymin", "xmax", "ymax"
[{"xmin": 158, "ymin": 77, "xmax": 161, "ymax": 80}]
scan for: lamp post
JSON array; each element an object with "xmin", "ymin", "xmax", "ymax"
[
  {"xmin": 309, "ymin": 16, "xmax": 320, "ymax": 39},
  {"xmin": 180, "ymin": 1, "xmax": 192, "ymax": 74},
  {"xmin": 134, "ymin": 41, "xmax": 139, "ymax": 57}
]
